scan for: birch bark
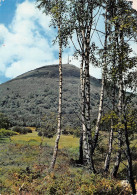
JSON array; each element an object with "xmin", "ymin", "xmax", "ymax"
[
  {"xmin": 112, "ymin": 27, "xmax": 124, "ymax": 177},
  {"xmin": 79, "ymin": 58, "xmax": 85, "ymax": 163},
  {"xmin": 49, "ymin": 19, "xmax": 62, "ymax": 171},
  {"xmin": 92, "ymin": 6, "xmax": 108, "ymax": 154},
  {"xmin": 112, "ymin": 76, "xmax": 123, "ymax": 177},
  {"xmin": 84, "ymin": 27, "xmax": 95, "ymax": 172},
  {"xmin": 123, "ymin": 108, "xmax": 136, "ymax": 194},
  {"xmin": 104, "ymin": 119, "xmax": 114, "ymax": 171}
]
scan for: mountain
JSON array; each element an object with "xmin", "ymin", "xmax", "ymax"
[{"xmin": 0, "ymin": 64, "xmax": 102, "ymax": 128}]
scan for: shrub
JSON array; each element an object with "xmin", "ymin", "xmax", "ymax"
[
  {"xmin": 38, "ymin": 130, "xmax": 54, "ymax": 138},
  {"xmin": 0, "ymin": 113, "xmax": 11, "ymax": 129},
  {"xmin": 12, "ymin": 126, "xmax": 32, "ymax": 134},
  {"xmin": 37, "ymin": 113, "xmax": 57, "ymax": 138},
  {"xmin": 62, "ymin": 127, "xmax": 80, "ymax": 137},
  {"xmin": 0, "ymin": 129, "xmax": 18, "ymax": 138},
  {"xmin": 24, "ymin": 127, "xmax": 33, "ymax": 133}
]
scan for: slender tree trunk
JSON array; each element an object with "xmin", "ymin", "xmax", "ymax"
[
  {"xmin": 104, "ymin": 0, "xmax": 117, "ymax": 173},
  {"xmin": 82, "ymin": 45, "xmax": 91, "ymax": 166},
  {"xmin": 79, "ymin": 133, "xmax": 83, "ymax": 163},
  {"xmin": 104, "ymin": 77, "xmax": 116, "ymax": 171},
  {"xmin": 123, "ymin": 96, "xmax": 136, "ymax": 194},
  {"xmin": 49, "ymin": 23, "xmax": 62, "ymax": 171},
  {"xmin": 104, "ymin": 41, "xmax": 117, "ymax": 171},
  {"xmin": 84, "ymin": 49, "xmax": 92, "ymax": 168},
  {"xmin": 124, "ymin": 117, "xmax": 136, "ymax": 194},
  {"xmin": 82, "ymin": 79, "xmax": 89, "ymax": 164},
  {"xmin": 93, "ymin": 67, "xmax": 107, "ymax": 150},
  {"xmin": 112, "ymin": 78, "xmax": 123, "ymax": 177},
  {"xmin": 92, "ymin": 7, "xmax": 108, "ymax": 154},
  {"xmin": 92, "ymin": 70, "xmax": 105, "ymax": 154},
  {"xmin": 84, "ymin": 29, "xmax": 95, "ymax": 172},
  {"xmin": 112, "ymin": 28, "xmax": 124, "ymax": 177},
  {"xmin": 81, "ymin": 29, "xmax": 92, "ymax": 167},
  {"xmin": 104, "ymin": 119, "xmax": 114, "ymax": 171},
  {"xmin": 124, "ymin": 122, "xmax": 136, "ymax": 194},
  {"xmin": 79, "ymin": 58, "xmax": 84, "ymax": 164}
]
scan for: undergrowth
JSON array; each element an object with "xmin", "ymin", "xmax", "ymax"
[{"xmin": 0, "ymin": 131, "xmax": 136, "ymax": 194}]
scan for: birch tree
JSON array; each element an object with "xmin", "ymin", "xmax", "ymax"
[
  {"xmin": 111, "ymin": 0, "xmax": 136, "ymax": 178},
  {"xmin": 103, "ymin": 0, "xmax": 118, "ymax": 171},
  {"xmin": 37, "ymin": 0, "xmax": 68, "ymax": 171},
  {"xmin": 92, "ymin": 0, "xmax": 109, "ymax": 155},
  {"xmin": 67, "ymin": 0, "xmax": 103, "ymax": 171},
  {"xmin": 104, "ymin": 0, "xmax": 137, "ymax": 193}
]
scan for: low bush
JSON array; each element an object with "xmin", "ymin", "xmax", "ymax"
[
  {"xmin": 38, "ymin": 131, "xmax": 53, "ymax": 138},
  {"xmin": 12, "ymin": 126, "xmax": 32, "ymax": 134},
  {"xmin": 0, "ymin": 129, "xmax": 18, "ymax": 138},
  {"xmin": 0, "ymin": 113, "xmax": 11, "ymax": 129},
  {"xmin": 35, "ymin": 171, "xmax": 124, "ymax": 195},
  {"xmin": 62, "ymin": 127, "xmax": 80, "ymax": 137},
  {"xmin": 37, "ymin": 113, "xmax": 57, "ymax": 138},
  {"xmin": 24, "ymin": 127, "xmax": 33, "ymax": 133}
]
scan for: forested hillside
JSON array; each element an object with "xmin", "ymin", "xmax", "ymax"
[{"xmin": 0, "ymin": 64, "xmax": 103, "ymax": 128}]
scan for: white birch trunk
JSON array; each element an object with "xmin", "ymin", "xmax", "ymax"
[
  {"xmin": 79, "ymin": 58, "xmax": 85, "ymax": 163},
  {"xmin": 112, "ymin": 76, "xmax": 123, "ymax": 177},
  {"xmin": 84, "ymin": 27, "xmax": 95, "ymax": 172},
  {"xmin": 92, "ymin": 6, "xmax": 108, "ymax": 154},
  {"xmin": 112, "ymin": 28, "xmax": 123, "ymax": 177},
  {"xmin": 49, "ymin": 22, "xmax": 62, "ymax": 171},
  {"xmin": 123, "ymin": 106, "xmax": 136, "ymax": 194},
  {"xmin": 81, "ymin": 29, "xmax": 90, "ymax": 166},
  {"xmin": 92, "ymin": 69, "xmax": 105, "ymax": 154},
  {"xmin": 104, "ymin": 119, "xmax": 114, "ymax": 171},
  {"xmin": 104, "ymin": 78, "xmax": 116, "ymax": 171}
]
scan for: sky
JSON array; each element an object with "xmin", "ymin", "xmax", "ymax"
[{"xmin": 0, "ymin": 0, "xmax": 136, "ymax": 83}]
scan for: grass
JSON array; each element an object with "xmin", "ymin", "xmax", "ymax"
[
  {"xmin": 0, "ymin": 130, "xmax": 136, "ymax": 194},
  {"xmin": 11, "ymin": 131, "xmax": 79, "ymax": 149}
]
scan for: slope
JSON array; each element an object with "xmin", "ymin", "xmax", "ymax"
[{"xmin": 0, "ymin": 64, "xmax": 102, "ymax": 128}]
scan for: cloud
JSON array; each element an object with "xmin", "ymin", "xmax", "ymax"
[
  {"xmin": 0, "ymin": 0, "xmax": 58, "ymax": 78},
  {"xmin": 132, "ymin": 0, "xmax": 137, "ymax": 10},
  {"xmin": 0, "ymin": 0, "xmax": 102, "ymax": 80}
]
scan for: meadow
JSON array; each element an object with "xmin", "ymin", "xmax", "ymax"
[{"xmin": 0, "ymin": 130, "xmax": 136, "ymax": 194}]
